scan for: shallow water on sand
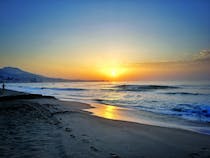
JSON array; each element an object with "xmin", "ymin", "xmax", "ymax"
[{"xmin": 6, "ymin": 81, "xmax": 210, "ymax": 134}]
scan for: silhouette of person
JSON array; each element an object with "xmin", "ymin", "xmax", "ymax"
[
  {"xmin": 1, "ymin": 82, "xmax": 5, "ymax": 95},
  {"xmin": 2, "ymin": 82, "xmax": 5, "ymax": 90},
  {"xmin": 0, "ymin": 83, "xmax": 5, "ymax": 95}
]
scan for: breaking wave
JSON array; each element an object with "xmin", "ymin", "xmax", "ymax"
[
  {"xmin": 163, "ymin": 92, "xmax": 207, "ymax": 96},
  {"xmin": 112, "ymin": 84, "xmax": 178, "ymax": 92},
  {"xmin": 41, "ymin": 87, "xmax": 86, "ymax": 91},
  {"xmin": 94, "ymin": 98, "xmax": 210, "ymax": 122}
]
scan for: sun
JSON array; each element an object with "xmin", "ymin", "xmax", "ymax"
[
  {"xmin": 100, "ymin": 66, "xmax": 127, "ymax": 80},
  {"xmin": 107, "ymin": 68, "xmax": 123, "ymax": 79},
  {"xmin": 111, "ymin": 69, "xmax": 118, "ymax": 78}
]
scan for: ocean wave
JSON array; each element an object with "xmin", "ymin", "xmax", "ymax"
[
  {"xmin": 112, "ymin": 84, "xmax": 178, "ymax": 92},
  {"xmin": 14, "ymin": 86, "xmax": 87, "ymax": 91},
  {"xmin": 163, "ymin": 92, "xmax": 206, "ymax": 95},
  {"xmin": 94, "ymin": 98, "xmax": 138, "ymax": 106},
  {"xmin": 94, "ymin": 98, "xmax": 210, "ymax": 122},
  {"xmin": 94, "ymin": 99, "xmax": 122, "ymax": 105},
  {"xmin": 172, "ymin": 104, "xmax": 210, "ymax": 118},
  {"xmin": 41, "ymin": 87, "xmax": 86, "ymax": 91},
  {"xmin": 137, "ymin": 104, "xmax": 210, "ymax": 122}
]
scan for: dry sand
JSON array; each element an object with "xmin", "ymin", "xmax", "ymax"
[{"xmin": 0, "ymin": 89, "xmax": 210, "ymax": 158}]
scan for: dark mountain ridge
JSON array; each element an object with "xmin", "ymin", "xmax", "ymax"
[{"xmin": 0, "ymin": 67, "xmax": 69, "ymax": 83}]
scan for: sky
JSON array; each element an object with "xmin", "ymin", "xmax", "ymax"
[{"xmin": 0, "ymin": 0, "xmax": 210, "ymax": 81}]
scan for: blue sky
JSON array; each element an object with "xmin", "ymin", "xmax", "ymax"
[{"xmin": 0, "ymin": 0, "xmax": 210, "ymax": 80}]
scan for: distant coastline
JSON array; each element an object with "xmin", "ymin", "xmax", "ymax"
[{"xmin": 0, "ymin": 67, "xmax": 107, "ymax": 83}]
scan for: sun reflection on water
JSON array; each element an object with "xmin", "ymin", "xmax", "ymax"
[
  {"xmin": 104, "ymin": 106, "xmax": 116, "ymax": 119},
  {"xmin": 89, "ymin": 104, "xmax": 120, "ymax": 120}
]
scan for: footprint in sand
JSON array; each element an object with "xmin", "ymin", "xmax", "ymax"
[
  {"xmin": 90, "ymin": 146, "xmax": 99, "ymax": 152},
  {"xmin": 189, "ymin": 153, "xmax": 200, "ymax": 158},
  {"xmin": 110, "ymin": 153, "xmax": 121, "ymax": 158},
  {"xmin": 64, "ymin": 128, "xmax": 76, "ymax": 138},
  {"xmin": 70, "ymin": 134, "xmax": 76, "ymax": 138},
  {"xmin": 81, "ymin": 134, "xmax": 90, "ymax": 143},
  {"xmin": 82, "ymin": 139, "xmax": 90, "ymax": 143},
  {"xmin": 65, "ymin": 127, "xmax": 72, "ymax": 132},
  {"xmin": 189, "ymin": 147, "xmax": 210, "ymax": 158}
]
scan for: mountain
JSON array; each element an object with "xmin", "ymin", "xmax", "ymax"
[{"xmin": 0, "ymin": 67, "xmax": 70, "ymax": 83}]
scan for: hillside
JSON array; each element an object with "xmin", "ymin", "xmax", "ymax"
[{"xmin": 0, "ymin": 67, "xmax": 69, "ymax": 83}]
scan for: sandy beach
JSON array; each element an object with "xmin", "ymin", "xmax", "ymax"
[{"xmin": 0, "ymin": 89, "xmax": 210, "ymax": 158}]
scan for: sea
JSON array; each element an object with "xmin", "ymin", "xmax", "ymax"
[{"xmin": 6, "ymin": 81, "xmax": 210, "ymax": 134}]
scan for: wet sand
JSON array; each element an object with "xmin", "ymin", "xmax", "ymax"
[{"xmin": 0, "ymin": 89, "xmax": 210, "ymax": 158}]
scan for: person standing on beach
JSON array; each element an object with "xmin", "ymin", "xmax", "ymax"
[
  {"xmin": 1, "ymin": 82, "xmax": 5, "ymax": 94},
  {"xmin": 3, "ymin": 82, "xmax": 5, "ymax": 90}
]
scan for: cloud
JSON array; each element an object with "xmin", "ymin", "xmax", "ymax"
[
  {"xmin": 123, "ymin": 49, "xmax": 210, "ymax": 80},
  {"xmin": 193, "ymin": 49, "xmax": 210, "ymax": 61}
]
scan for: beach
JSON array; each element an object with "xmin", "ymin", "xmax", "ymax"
[{"xmin": 1, "ymin": 89, "xmax": 210, "ymax": 158}]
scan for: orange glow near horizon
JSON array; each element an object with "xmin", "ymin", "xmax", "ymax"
[
  {"xmin": 7, "ymin": 55, "xmax": 210, "ymax": 81},
  {"xmin": 99, "ymin": 66, "xmax": 128, "ymax": 81}
]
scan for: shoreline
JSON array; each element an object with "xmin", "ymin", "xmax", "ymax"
[
  {"xmin": 7, "ymin": 81, "xmax": 210, "ymax": 136},
  {"xmin": 4, "ymin": 88, "xmax": 210, "ymax": 135},
  {"xmin": 87, "ymin": 102, "xmax": 210, "ymax": 136},
  {"xmin": 1, "ymin": 89, "xmax": 210, "ymax": 158}
]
